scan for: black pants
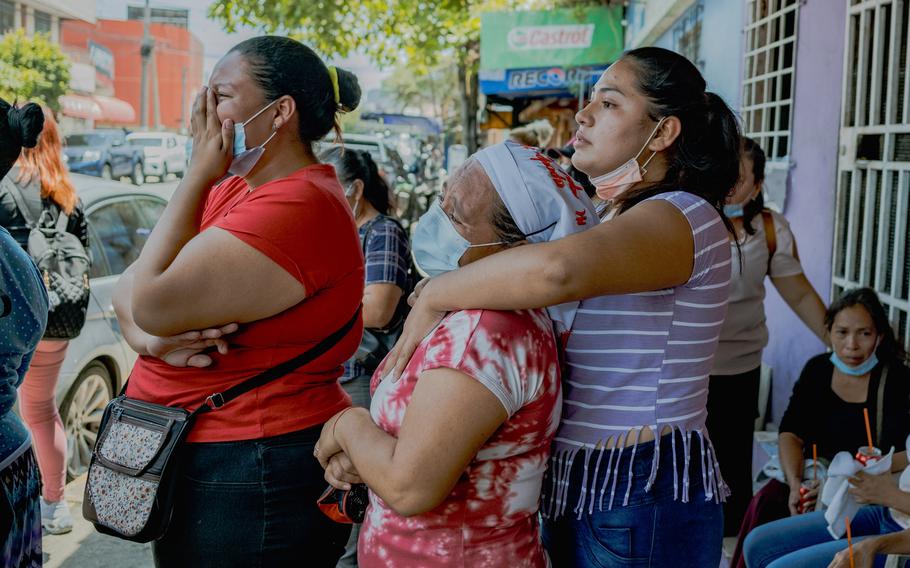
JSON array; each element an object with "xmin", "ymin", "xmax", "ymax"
[
  {"xmin": 153, "ymin": 425, "xmax": 350, "ymax": 568},
  {"xmin": 706, "ymin": 366, "xmax": 762, "ymax": 537}
]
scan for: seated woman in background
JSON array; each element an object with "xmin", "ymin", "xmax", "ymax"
[
  {"xmin": 737, "ymin": 287, "xmax": 910, "ymax": 568},
  {"xmin": 315, "ymin": 141, "xmax": 598, "ymax": 567}
]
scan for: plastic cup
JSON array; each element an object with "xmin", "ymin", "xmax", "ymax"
[
  {"xmin": 798, "ymin": 479, "xmax": 819, "ymax": 513},
  {"xmin": 855, "ymin": 446, "xmax": 882, "ymax": 466}
]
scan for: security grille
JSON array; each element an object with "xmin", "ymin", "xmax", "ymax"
[
  {"xmin": 742, "ymin": 0, "xmax": 800, "ymax": 160},
  {"xmin": 833, "ymin": 0, "xmax": 910, "ymax": 351}
]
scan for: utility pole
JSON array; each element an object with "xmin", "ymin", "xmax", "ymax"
[
  {"xmin": 139, "ymin": 0, "xmax": 153, "ymax": 128},
  {"xmin": 180, "ymin": 66, "xmax": 187, "ymax": 132}
]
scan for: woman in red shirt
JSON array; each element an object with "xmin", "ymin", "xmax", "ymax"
[{"xmin": 112, "ymin": 36, "xmax": 364, "ymax": 566}]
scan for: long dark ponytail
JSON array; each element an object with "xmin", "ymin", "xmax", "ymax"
[
  {"xmin": 615, "ymin": 47, "xmax": 742, "ymax": 219},
  {"xmin": 319, "ymin": 146, "xmax": 393, "ymax": 215}
]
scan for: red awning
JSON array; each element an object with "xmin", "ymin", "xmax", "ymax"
[
  {"xmin": 93, "ymin": 95, "xmax": 136, "ymax": 124},
  {"xmin": 59, "ymin": 94, "xmax": 136, "ymax": 124},
  {"xmin": 59, "ymin": 94, "xmax": 101, "ymax": 120}
]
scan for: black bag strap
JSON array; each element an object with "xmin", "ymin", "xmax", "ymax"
[
  {"xmin": 761, "ymin": 209, "xmax": 777, "ymax": 276},
  {"xmin": 2, "ymin": 177, "xmax": 36, "ymax": 227},
  {"xmin": 55, "ymin": 207, "xmax": 70, "ymax": 233},
  {"xmin": 192, "ymin": 307, "xmax": 361, "ymax": 416}
]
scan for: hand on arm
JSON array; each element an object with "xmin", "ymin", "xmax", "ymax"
[
  {"xmin": 384, "ymin": 201, "xmax": 695, "ymax": 378},
  {"xmin": 317, "ymin": 368, "xmax": 508, "ymax": 517}
]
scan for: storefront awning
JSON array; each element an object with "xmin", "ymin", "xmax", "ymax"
[
  {"xmin": 59, "ymin": 94, "xmax": 136, "ymax": 124},
  {"xmin": 479, "ymin": 65, "xmax": 607, "ymax": 99}
]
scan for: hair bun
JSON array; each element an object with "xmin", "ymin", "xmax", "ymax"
[
  {"xmin": 7, "ymin": 103, "xmax": 44, "ymax": 148},
  {"xmin": 334, "ymin": 67, "xmax": 361, "ymax": 113}
]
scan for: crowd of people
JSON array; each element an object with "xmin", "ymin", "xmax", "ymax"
[{"xmin": 1, "ymin": 35, "xmax": 909, "ymax": 568}]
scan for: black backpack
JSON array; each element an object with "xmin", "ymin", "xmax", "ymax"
[
  {"xmin": 353, "ymin": 215, "xmax": 416, "ymax": 372},
  {"xmin": 3, "ymin": 178, "xmax": 91, "ymax": 339}
]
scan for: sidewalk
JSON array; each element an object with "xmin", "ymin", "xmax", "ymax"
[{"xmin": 42, "ymin": 474, "xmax": 153, "ymax": 568}]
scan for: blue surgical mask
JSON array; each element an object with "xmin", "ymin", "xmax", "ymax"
[
  {"xmin": 830, "ymin": 351, "xmax": 879, "ymax": 376},
  {"xmin": 229, "ymin": 99, "xmax": 279, "ymax": 178},
  {"xmin": 724, "ymin": 203, "xmax": 744, "ymax": 218},
  {"xmin": 412, "ymin": 200, "xmax": 506, "ymax": 277}
]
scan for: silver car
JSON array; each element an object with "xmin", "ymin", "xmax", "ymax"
[{"xmin": 57, "ymin": 174, "xmax": 167, "ymax": 479}]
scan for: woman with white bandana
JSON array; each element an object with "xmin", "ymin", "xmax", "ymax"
[{"xmin": 314, "ymin": 140, "xmax": 598, "ymax": 567}]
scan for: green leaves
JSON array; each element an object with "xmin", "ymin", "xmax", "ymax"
[{"xmin": 0, "ymin": 29, "xmax": 71, "ymax": 111}]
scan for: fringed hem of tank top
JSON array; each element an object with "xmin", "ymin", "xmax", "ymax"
[{"xmin": 543, "ymin": 425, "xmax": 730, "ymax": 520}]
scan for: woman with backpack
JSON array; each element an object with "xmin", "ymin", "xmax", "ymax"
[
  {"xmin": 318, "ymin": 146, "xmax": 411, "ymax": 568},
  {"xmin": 319, "ymin": 147, "xmax": 411, "ymax": 410},
  {"xmin": 0, "ymin": 105, "xmax": 89, "ymax": 535},
  {"xmin": 708, "ymin": 137, "xmax": 827, "ymax": 544}
]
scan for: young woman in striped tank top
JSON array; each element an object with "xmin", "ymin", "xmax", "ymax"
[{"xmin": 386, "ymin": 47, "xmax": 741, "ymax": 566}]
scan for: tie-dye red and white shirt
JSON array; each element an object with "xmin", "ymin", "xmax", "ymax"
[{"xmin": 360, "ymin": 308, "xmax": 561, "ymax": 568}]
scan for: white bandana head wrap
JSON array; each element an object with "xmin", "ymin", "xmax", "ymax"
[{"xmin": 475, "ymin": 140, "xmax": 599, "ymax": 334}]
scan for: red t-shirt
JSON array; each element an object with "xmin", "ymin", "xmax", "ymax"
[{"xmin": 127, "ymin": 164, "xmax": 364, "ymax": 443}]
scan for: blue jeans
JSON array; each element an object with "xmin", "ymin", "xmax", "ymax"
[
  {"xmin": 153, "ymin": 425, "xmax": 351, "ymax": 568},
  {"xmin": 743, "ymin": 506, "xmax": 903, "ymax": 568},
  {"xmin": 542, "ymin": 432, "xmax": 723, "ymax": 567}
]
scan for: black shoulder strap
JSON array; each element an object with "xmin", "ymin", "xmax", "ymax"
[
  {"xmin": 2, "ymin": 177, "xmax": 36, "ymax": 227},
  {"xmin": 55, "ymin": 206, "xmax": 70, "ymax": 233},
  {"xmin": 192, "ymin": 307, "xmax": 361, "ymax": 415},
  {"xmin": 761, "ymin": 209, "xmax": 777, "ymax": 276}
]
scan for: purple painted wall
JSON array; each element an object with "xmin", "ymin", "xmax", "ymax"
[{"xmin": 764, "ymin": 0, "xmax": 847, "ymax": 422}]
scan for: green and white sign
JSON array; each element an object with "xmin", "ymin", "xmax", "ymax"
[{"xmin": 480, "ymin": 6, "xmax": 624, "ymax": 71}]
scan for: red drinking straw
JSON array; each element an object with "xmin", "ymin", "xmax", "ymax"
[
  {"xmin": 812, "ymin": 444, "xmax": 818, "ymax": 481},
  {"xmin": 863, "ymin": 408, "xmax": 874, "ymax": 451},
  {"xmin": 846, "ymin": 516, "xmax": 855, "ymax": 568}
]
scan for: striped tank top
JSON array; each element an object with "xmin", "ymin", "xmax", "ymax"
[{"xmin": 546, "ymin": 191, "xmax": 732, "ymax": 517}]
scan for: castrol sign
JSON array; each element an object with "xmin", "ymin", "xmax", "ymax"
[
  {"xmin": 481, "ymin": 6, "xmax": 623, "ymax": 71},
  {"xmin": 506, "ymin": 24, "xmax": 595, "ymax": 51}
]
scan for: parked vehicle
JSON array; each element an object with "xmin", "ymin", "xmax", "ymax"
[
  {"xmin": 319, "ymin": 133, "xmax": 406, "ymax": 183},
  {"xmin": 55, "ymin": 174, "xmax": 167, "ymax": 479},
  {"xmin": 126, "ymin": 132, "xmax": 188, "ymax": 181},
  {"xmin": 63, "ymin": 130, "xmax": 146, "ymax": 185}
]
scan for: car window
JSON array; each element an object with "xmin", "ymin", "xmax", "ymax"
[
  {"xmin": 134, "ymin": 198, "xmax": 167, "ymax": 228},
  {"xmin": 87, "ymin": 224, "xmax": 111, "ymax": 279},
  {"xmin": 87, "ymin": 200, "xmax": 148, "ymax": 277},
  {"xmin": 65, "ymin": 133, "xmax": 107, "ymax": 146},
  {"xmin": 128, "ymin": 138, "xmax": 163, "ymax": 147}
]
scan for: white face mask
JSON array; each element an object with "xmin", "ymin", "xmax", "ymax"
[
  {"xmin": 589, "ymin": 117, "xmax": 666, "ymax": 202},
  {"xmin": 229, "ymin": 99, "xmax": 279, "ymax": 178},
  {"xmin": 411, "ymin": 200, "xmax": 507, "ymax": 277}
]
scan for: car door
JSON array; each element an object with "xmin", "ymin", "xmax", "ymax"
[
  {"xmin": 164, "ymin": 136, "xmax": 180, "ymax": 172},
  {"xmin": 109, "ymin": 133, "xmax": 130, "ymax": 177},
  {"xmin": 85, "ymin": 196, "xmax": 166, "ymax": 369}
]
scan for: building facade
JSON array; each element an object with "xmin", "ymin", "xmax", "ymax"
[{"xmin": 61, "ymin": 18, "xmax": 203, "ymax": 131}]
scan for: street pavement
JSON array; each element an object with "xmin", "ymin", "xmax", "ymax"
[{"xmin": 41, "ymin": 474, "xmax": 153, "ymax": 568}]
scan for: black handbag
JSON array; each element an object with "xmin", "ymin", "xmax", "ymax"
[{"xmin": 83, "ymin": 308, "xmax": 360, "ymax": 543}]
